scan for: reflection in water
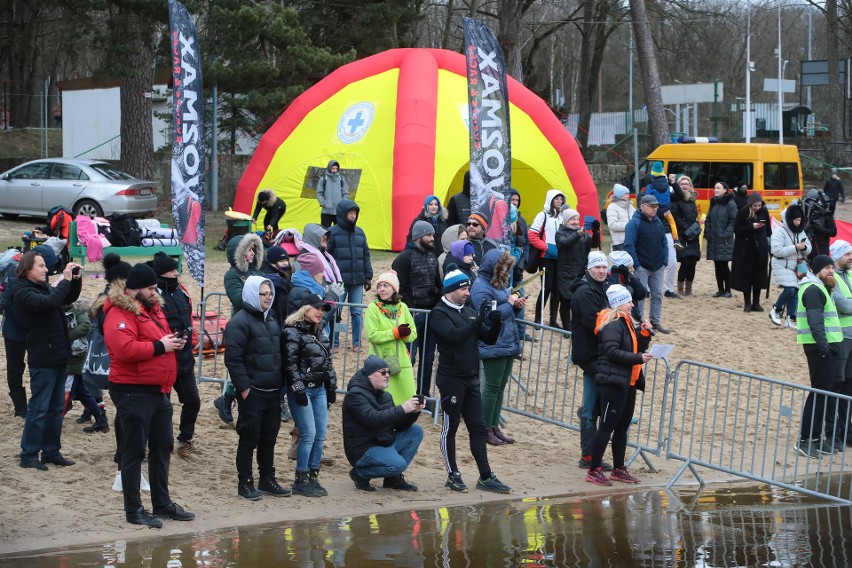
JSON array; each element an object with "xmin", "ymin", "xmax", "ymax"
[{"xmin": 3, "ymin": 484, "xmax": 852, "ymax": 567}]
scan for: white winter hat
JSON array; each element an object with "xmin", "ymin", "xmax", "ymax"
[
  {"xmin": 606, "ymin": 284, "xmax": 632, "ymax": 309},
  {"xmin": 830, "ymin": 240, "xmax": 852, "ymax": 262},
  {"xmin": 587, "ymin": 251, "xmax": 609, "ymax": 270}
]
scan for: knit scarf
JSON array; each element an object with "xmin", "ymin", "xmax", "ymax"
[{"xmin": 373, "ymin": 298, "xmax": 400, "ymax": 320}]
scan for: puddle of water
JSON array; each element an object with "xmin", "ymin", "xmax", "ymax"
[{"xmin": 2, "ymin": 483, "xmax": 850, "ymax": 567}]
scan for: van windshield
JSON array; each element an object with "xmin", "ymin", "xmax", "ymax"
[{"xmin": 668, "ymin": 161, "xmax": 752, "ymax": 189}]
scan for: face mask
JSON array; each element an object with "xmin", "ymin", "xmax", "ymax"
[{"xmin": 161, "ymin": 276, "xmax": 179, "ymax": 291}]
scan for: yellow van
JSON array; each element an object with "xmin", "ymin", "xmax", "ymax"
[{"xmin": 621, "ymin": 142, "xmax": 803, "ymax": 218}]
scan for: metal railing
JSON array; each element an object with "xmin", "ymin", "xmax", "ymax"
[
  {"xmin": 192, "ymin": 294, "xmax": 852, "ymax": 504},
  {"xmin": 666, "ymin": 360, "xmax": 852, "ymax": 504}
]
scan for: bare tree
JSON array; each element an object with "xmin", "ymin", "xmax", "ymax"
[
  {"xmin": 825, "ymin": 0, "xmax": 844, "ymax": 163},
  {"xmin": 629, "ymin": 0, "xmax": 668, "ymax": 148}
]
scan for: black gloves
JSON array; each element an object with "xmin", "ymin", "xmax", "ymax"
[
  {"xmin": 489, "ymin": 308, "xmax": 502, "ymax": 324},
  {"xmin": 326, "ymin": 388, "xmax": 336, "ymax": 406},
  {"xmin": 616, "ymin": 265, "xmax": 631, "ymax": 279},
  {"xmin": 291, "ymin": 381, "xmax": 308, "ymax": 406},
  {"xmin": 397, "ymin": 323, "xmax": 412, "ymax": 338},
  {"xmin": 591, "ymin": 219, "xmax": 601, "ymax": 231}
]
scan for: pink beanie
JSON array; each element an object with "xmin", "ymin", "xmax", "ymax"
[{"xmin": 298, "ymin": 253, "xmax": 324, "ymax": 277}]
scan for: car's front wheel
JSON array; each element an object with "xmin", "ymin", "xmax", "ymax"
[{"xmin": 74, "ymin": 199, "xmax": 103, "ymax": 218}]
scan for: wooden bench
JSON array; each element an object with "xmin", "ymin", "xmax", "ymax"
[{"xmin": 68, "ymin": 221, "xmax": 184, "ymax": 272}]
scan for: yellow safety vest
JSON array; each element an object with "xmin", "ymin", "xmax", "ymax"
[
  {"xmin": 835, "ymin": 270, "xmax": 852, "ymax": 330},
  {"xmin": 796, "ymin": 281, "xmax": 843, "ymax": 344}
]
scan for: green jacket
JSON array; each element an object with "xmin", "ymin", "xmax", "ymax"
[
  {"xmin": 364, "ymin": 299, "xmax": 417, "ymax": 405},
  {"xmin": 223, "ymin": 233, "xmax": 264, "ymax": 313},
  {"xmin": 65, "ymin": 304, "xmax": 92, "ymax": 376}
]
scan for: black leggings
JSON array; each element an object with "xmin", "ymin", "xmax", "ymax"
[
  {"xmin": 438, "ymin": 374, "xmax": 491, "ymax": 479},
  {"xmin": 534, "ymin": 257, "xmax": 559, "ymax": 326},
  {"xmin": 677, "ymin": 257, "xmax": 698, "ymax": 283},
  {"xmin": 591, "ymin": 384, "xmax": 636, "ymax": 470},
  {"xmin": 713, "ymin": 261, "xmax": 730, "ymax": 292}
]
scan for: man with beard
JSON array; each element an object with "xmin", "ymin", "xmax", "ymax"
[
  {"xmin": 392, "ymin": 221, "xmax": 442, "ymax": 409},
  {"xmin": 795, "ymin": 255, "xmax": 845, "ymax": 459},
  {"xmin": 104, "ymin": 263, "xmax": 194, "ymax": 527},
  {"xmin": 465, "ymin": 211, "xmax": 498, "ymax": 265}
]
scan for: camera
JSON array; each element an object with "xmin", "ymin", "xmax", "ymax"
[
  {"xmin": 417, "ymin": 394, "xmax": 425, "ymax": 406},
  {"xmin": 71, "ymin": 266, "xmax": 80, "ymax": 277}
]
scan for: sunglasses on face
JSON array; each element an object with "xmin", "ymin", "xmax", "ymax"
[
  {"xmin": 379, "ymin": 370, "xmax": 390, "ymax": 376},
  {"xmin": 466, "ymin": 222, "xmax": 480, "ymax": 227}
]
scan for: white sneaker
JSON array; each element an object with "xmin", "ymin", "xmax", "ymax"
[
  {"xmin": 769, "ymin": 307, "xmax": 783, "ymax": 326},
  {"xmin": 785, "ymin": 316, "xmax": 796, "ymax": 329},
  {"xmin": 112, "ymin": 470, "xmax": 151, "ymax": 492}
]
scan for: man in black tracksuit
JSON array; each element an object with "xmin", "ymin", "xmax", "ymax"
[
  {"xmin": 152, "ymin": 252, "xmax": 200, "ymax": 459},
  {"xmin": 430, "ymin": 268, "xmax": 509, "ymax": 494}
]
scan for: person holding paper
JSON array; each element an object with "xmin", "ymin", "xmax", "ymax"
[{"xmin": 585, "ymin": 284, "xmax": 653, "ymax": 487}]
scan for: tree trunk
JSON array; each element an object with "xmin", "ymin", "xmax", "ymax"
[
  {"xmin": 497, "ymin": 0, "xmax": 525, "ymax": 82},
  {"xmin": 440, "ymin": 0, "xmax": 455, "ymax": 49},
  {"xmin": 119, "ymin": 16, "xmax": 154, "ymax": 180},
  {"xmin": 825, "ymin": 0, "xmax": 844, "ymax": 164},
  {"xmin": 629, "ymin": 0, "xmax": 668, "ymax": 149}
]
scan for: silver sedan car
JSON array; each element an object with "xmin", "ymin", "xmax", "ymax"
[{"xmin": 0, "ymin": 158, "xmax": 159, "ymax": 218}]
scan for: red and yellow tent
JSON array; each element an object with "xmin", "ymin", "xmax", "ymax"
[{"xmin": 235, "ymin": 48, "xmax": 597, "ymax": 251}]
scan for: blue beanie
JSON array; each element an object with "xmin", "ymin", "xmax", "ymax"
[
  {"xmin": 363, "ymin": 354, "xmax": 389, "ymax": 376},
  {"xmin": 443, "ymin": 267, "xmax": 471, "ymax": 294},
  {"xmin": 30, "ymin": 244, "xmax": 58, "ymax": 270},
  {"xmin": 423, "ymin": 195, "xmax": 441, "ymax": 209}
]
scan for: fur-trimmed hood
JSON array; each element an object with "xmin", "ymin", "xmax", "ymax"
[
  {"xmin": 227, "ymin": 233, "xmax": 264, "ymax": 272},
  {"xmin": 104, "ymin": 279, "xmax": 164, "ymax": 316},
  {"xmin": 478, "ymin": 248, "xmax": 514, "ymax": 289}
]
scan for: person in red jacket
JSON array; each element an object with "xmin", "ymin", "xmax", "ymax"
[{"xmin": 103, "ymin": 263, "xmax": 194, "ymax": 529}]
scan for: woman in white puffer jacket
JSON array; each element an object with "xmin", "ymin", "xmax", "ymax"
[
  {"xmin": 606, "ymin": 184, "xmax": 636, "ymax": 252},
  {"xmin": 769, "ymin": 203, "xmax": 811, "ymax": 327}
]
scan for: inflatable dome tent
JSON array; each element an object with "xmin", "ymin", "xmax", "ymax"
[{"xmin": 235, "ymin": 48, "xmax": 598, "ymax": 251}]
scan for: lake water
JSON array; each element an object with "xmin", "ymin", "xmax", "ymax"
[{"xmin": 3, "ymin": 483, "xmax": 851, "ymax": 567}]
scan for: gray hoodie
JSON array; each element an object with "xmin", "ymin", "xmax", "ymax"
[{"xmin": 316, "ymin": 160, "xmax": 349, "ymax": 215}]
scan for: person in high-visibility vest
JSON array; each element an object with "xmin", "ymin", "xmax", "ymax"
[
  {"xmin": 829, "ymin": 240, "xmax": 852, "ymax": 447},
  {"xmin": 795, "ymin": 254, "xmax": 845, "ymax": 459}
]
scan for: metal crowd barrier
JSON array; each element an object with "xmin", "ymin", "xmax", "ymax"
[
  {"xmin": 193, "ymin": 294, "xmax": 852, "ymax": 505},
  {"xmin": 666, "ymin": 360, "xmax": 852, "ymax": 504}
]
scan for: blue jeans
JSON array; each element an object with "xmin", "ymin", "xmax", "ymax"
[
  {"xmin": 334, "ymin": 284, "xmax": 364, "ymax": 347},
  {"xmin": 579, "ymin": 371, "xmax": 599, "ymax": 456},
  {"xmin": 288, "ymin": 386, "xmax": 328, "ymax": 471},
  {"xmin": 774, "ymin": 286, "xmax": 798, "ymax": 317},
  {"xmin": 353, "ymin": 424, "xmax": 423, "ymax": 480},
  {"xmin": 634, "ymin": 266, "xmax": 665, "ymax": 325},
  {"xmin": 409, "ymin": 311, "xmax": 437, "ymax": 397},
  {"xmin": 20, "ymin": 365, "xmax": 66, "ymax": 461}
]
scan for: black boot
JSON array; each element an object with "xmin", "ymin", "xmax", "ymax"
[
  {"xmin": 238, "ymin": 477, "xmax": 263, "ymax": 501},
  {"xmin": 308, "ymin": 468, "xmax": 328, "ymax": 496},
  {"xmin": 76, "ymin": 409, "xmax": 93, "ymax": 424},
  {"xmin": 293, "ymin": 471, "xmax": 323, "ymax": 497},
  {"xmin": 214, "ymin": 394, "xmax": 235, "ymax": 424},
  {"xmin": 83, "ymin": 411, "xmax": 109, "ymax": 433}
]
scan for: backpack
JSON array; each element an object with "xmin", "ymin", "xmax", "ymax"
[
  {"xmin": 65, "ymin": 309, "xmax": 89, "ymax": 356},
  {"xmin": 0, "ymin": 248, "xmax": 21, "ymax": 291},
  {"xmin": 107, "ymin": 213, "xmax": 141, "ymax": 247},
  {"xmin": 45, "ymin": 206, "xmax": 74, "ymax": 240}
]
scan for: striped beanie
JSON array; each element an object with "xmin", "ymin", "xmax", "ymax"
[{"xmin": 443, "ymin": 267, "xmax": 471, "ymax": 294}]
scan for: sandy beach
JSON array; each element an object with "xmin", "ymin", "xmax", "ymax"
[{"xmin": 0, "ymin": 203, "xmax": 846, "ymax": 556}]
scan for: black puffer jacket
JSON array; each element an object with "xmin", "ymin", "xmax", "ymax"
[
  {"xmin": 282, "ymin": 321, "xmax": 337, "ymax": 393},
  {"xmin": 670, "ymin": 197, "xmax": 701, "ymax": 261},
  {"xmin": 595, "ymin": 315, "xmax": 651, "ymax": 390},
  {"xmin": 326, "ymin": 199, "xmax": 372, "ymax": 286},
  {"xmin": 704, "ymin": 193, "xmax": 737, "ymax": 261},
  {"xmin": 157, "ymin": 277, "xmax": 195, "ymax": 375},
  {"xmin": 555, "ymin": 225, "xmax": 592, "ymax": 300},
  {"xmin": 14, "ymin": 275, "xmax": 82, "ymax": 367},
  {"xmin": 342, "ymin": 369, "xmax": 419, "ymax": 466},
  {"xmin": 446, "ymin": 173, "xmax": 471, "ymax": 227},
  {"xmin": 392, "ymin": 242, "xmax": 441, "ymax": 309},
  {"xmin": 224, "ymin": 305, "xmax": 282, "ymax": 394},
  {"xmin": 569, "ymin": 276, "xmax": 609, "ymax": 370}
]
